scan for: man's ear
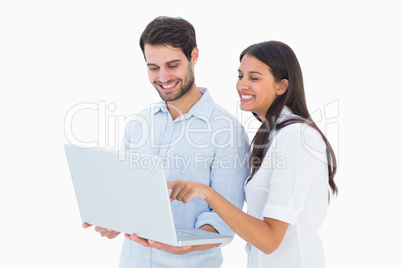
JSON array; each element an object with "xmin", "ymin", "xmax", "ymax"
[
  {"xmin": 276, "ymin": 79, "xmax": 289, "ymax": 96},
  {"xmin": 191, "ymin": 47, "xmax": 199, "ymax": 66}
]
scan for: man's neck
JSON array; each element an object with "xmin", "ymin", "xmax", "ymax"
[{"xmin": 166, "ymin": 85, "xmax": 202, "ymax": 120}]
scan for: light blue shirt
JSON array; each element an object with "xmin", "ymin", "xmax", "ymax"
[{"xmin": 119, "ymin": 88, "xmax": 250, "ymax": 268}]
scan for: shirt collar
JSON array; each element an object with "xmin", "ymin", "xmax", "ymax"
[
  {"xmin": 276, "ymin": 106, "xmax": 300, "ymax": 124},
  {"xmin": 151, "ymin": 87, "xmax": 214, "ymax": 122}
]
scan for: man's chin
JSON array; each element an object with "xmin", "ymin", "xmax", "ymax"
[
  {"xmin": 156, "ymin": 80, "xmax": 194, "ymax": 102},
  {"xmin": 158, "ymin": 91, "xmax": 178, "ymax": 102}
]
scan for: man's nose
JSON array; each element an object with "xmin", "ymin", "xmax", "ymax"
[{"xmin": 158, "ymin": 68, "xmax": 172, "ymax": 83}]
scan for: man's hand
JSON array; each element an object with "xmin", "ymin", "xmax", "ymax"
[
  {"xmin": 82, "ymin": 222, "xmax": 121, "ymax": 239},
  {"xmin": 125, "ymin": 225, "xmax": 220, "ymax": 255},
  {"xmin": 124, "ymin": 234, "xmax": 192, "ymax": 255}
]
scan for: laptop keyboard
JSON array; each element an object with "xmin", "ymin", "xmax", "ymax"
[{"xmin": 176, "ymin": 230, "xmax": 197, "ymax": 238}]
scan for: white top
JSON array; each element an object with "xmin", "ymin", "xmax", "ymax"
[{"xmin": 245, "ymin": 107, "xmax": 329, "ymax": 268}]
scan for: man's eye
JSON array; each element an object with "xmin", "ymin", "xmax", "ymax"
[{"xmin": 168, "ymin": 65, "xmax": 178, "ymax": 68}]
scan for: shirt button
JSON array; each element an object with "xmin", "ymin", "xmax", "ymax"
[
  {"xmin": 170, "ymin": 122, "xmax": 173, "ymax": 126},
  {"xmin": 144, "ymin": 255, "xmax": 149, "ymax": 260}
]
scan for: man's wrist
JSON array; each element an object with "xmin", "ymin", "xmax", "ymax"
[{"xmin": 199, "ymin": 224, "xmax": 219, "ymax": 234}]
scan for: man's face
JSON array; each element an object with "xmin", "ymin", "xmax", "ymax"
[{"xmin": 144, "ymin": 44, "xmax": 196, "ymax": 102}]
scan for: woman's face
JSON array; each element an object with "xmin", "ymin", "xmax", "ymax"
[{"xmin": 236, "ymin": 54, "xmax": 286, "ymax": 120}]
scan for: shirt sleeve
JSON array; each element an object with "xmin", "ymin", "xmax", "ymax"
[
  {"xmin": 195, "ymin": 121, "xmax": 250, "ymax": 247},
  {"xmin": 262, "ymin": 124, "xmax": 327, "ymax": 225}
]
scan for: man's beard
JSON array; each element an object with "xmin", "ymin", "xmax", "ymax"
[{"xmin": 156, "ymin": 64, "xmax": 195, "ymax": 102}]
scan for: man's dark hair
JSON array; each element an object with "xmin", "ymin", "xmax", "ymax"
[{"xmin": 139, "ymin": 16, "xmax": 197, "ymax": 61}]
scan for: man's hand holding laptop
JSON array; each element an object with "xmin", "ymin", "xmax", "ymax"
[
  {"xmin": 124, "ymin": 233, "xmax": 192, "ymax": 255},
  {"xmin": 82, "ymin": 222, "xmax": 219, "ymax": 255},
  {"xmin": 83, "ymin": 223, "xmax": 193, "ymax": 254},
  {"xmin": 83, "ymin": 221, "xmax": 221, "ymax": 255},
  {"xmin": 82, "ymin": 222, "xmax": 120, "ymax": 239},
  {"xmin": 81, "ymin": 177, "xmax": 221, "ymax": 255}
]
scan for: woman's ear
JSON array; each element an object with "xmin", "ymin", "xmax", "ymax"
[{"xmin": 276, "ymin": 79, "xmax": 289, "ymax": 96}]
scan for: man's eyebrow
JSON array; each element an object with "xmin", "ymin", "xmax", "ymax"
[
  {"xmin": 147, "ymin": 60, "xmax": 181, "ymax": 67},
  {"xmin": 166, "ymin": 60, "xmax": 181, "ymax": 65}
]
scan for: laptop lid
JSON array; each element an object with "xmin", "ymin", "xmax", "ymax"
[{"xmin": 64, "ymin": 144, "xmax": 232, "ymax": 246}]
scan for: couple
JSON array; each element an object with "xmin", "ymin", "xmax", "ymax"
[{"xmin": 84, "ymin": 16, "xmax": 338, "ymax": 268}]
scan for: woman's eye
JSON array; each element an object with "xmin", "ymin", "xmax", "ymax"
[
  {"xmin": 250, "ymin": 77, "xmax": 259, "ymax": 81},
  {"xmin": 238, "ymin": 75, "xmax": 243, "ymax": 79}
]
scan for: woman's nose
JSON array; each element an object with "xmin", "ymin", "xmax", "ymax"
[{"xmin": 237, "ymin": 78, "xmax": 249, "ymax": 90}]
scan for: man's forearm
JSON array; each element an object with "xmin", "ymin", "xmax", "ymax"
[{"xmin": 188, "ymin": 224, "xmax": 221, "ymax": 252}]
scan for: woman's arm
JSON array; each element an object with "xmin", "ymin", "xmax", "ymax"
[{"xmin": 168, "ymin": 180, "xmax": 289, "ymax": 254}]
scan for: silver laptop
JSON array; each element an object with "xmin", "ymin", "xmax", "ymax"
[{"xmin": 64, "ymin": 144, "xmax": 232, "ymax": 246}]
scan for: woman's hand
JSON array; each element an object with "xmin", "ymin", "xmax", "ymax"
[{"xmin": 167, "ymin": 180, "xmax": 211, "ymax": 203}]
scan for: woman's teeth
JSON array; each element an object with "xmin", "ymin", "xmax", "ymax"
[{"xmin": 242, "ymin": 94, "xmax": 254, "ymax": 99}]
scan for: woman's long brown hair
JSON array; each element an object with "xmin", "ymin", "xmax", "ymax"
[{"xmin": 243, "ymin": 41, "xmax": 338, "ymax": 198}]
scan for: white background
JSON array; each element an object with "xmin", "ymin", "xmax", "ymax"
[{"xmin": 1, "ymin": 0, "xmax": 401, "ymax": 267}]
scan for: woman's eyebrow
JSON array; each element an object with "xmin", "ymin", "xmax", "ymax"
[
  {"xmin": 248, "ymin": 71, "xmax": 263, "ymax": 75},
  {"xmin": 238, "ymin": 69, "xmax": 263, "ymax": 75}
]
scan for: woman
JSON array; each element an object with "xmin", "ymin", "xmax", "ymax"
[{"xmin": 168, "ymin": 41, "xmax": 338, "ymax": 267}]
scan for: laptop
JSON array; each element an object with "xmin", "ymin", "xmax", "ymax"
[{"xmin": 64, "ymin": 144, "xmax": 233, "ymax": 246}]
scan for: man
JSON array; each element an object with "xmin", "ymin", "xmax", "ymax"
[{"xmin": 84, "ymin": 16, "xmax": 249, "ymax": 267}]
